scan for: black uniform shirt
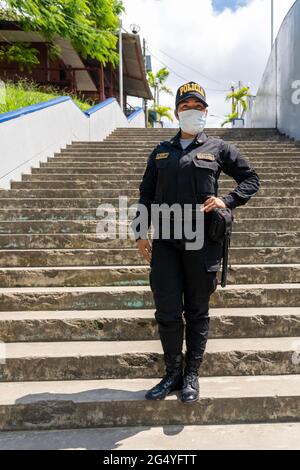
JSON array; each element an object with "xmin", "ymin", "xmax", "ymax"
[{"xmin": 132, "ymin": 129, "xmax": 260, "ymax": 245}]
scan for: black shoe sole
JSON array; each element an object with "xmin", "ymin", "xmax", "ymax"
[{"xmin": 181, "ymin": 396, "xmax": 199, "ymax": 404}]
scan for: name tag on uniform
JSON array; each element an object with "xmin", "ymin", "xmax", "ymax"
[
  {"xmin": 196, "ymin": 153, "xmax": 215, "ymax": 161},
  {"xmin": 156, "ymin": 153, "xmax": 169, "ymax": 160}
]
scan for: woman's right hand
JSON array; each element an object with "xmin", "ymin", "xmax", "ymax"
[{"xmin": 136, "ymin": 239, "xmax": 152, "ymax": 263}]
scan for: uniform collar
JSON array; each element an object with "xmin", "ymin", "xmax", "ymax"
[{"xmin": 169, "ymin": 129, "xmax": 208, "ymax": 148}]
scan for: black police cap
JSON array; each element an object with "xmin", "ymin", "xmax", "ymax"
[{"xmin": 175, "ymin": 82, "xmax": 208, "ymax": 108}]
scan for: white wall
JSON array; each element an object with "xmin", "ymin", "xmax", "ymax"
[
  {"xmin": 0, "ymin": 97, "xmax": 145, "ymax": 189},
  {"xmin": 245, "ymin": 0, "xmax": 300, "ymax": 141}
]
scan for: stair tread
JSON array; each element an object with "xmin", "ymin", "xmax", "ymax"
[
  {"xmin": 0, "ymin": 306, "xmax": 300, "ymax": 321},
  {"xmin": 0, "ymin": 422, "xmax": 300, "ymax": 450},
  {"xmin": 2, "ymin": 263, "xmax": 300, "ymax": 270},
  {"xmin": 3, "ymin": 336, "xmax": 300, "ymax": 358},
  {"xmin": 0, "ymin": 374, "xmax": 300, "ymax": 404},
  {"xmin": 1, "ymin": 283, "xmax": 300, "ymax": 293}
]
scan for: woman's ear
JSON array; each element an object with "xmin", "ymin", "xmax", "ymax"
[
  {"xmin": 204, "ymin": 107, "xmax": 208, "ymax": 117},
  {"xmin": 174, "ymin": 108, "xmax": 179, "ymax": 120}
]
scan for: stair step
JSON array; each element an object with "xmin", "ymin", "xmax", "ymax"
[
  {"xmin": 1, "ymin": 284, "xmax": 300, "ymax": 311},
  {"xmin": 9, "ymin": 180, "xmax": 300, "ymax": 190},
  {"xmin": 1, "ymin": 264, "xmax": 300, "ymax": 287},
  {"xmin": 70, "ymin": 141, "xmax": 289, "ymax": 146},
  {"xmin": 1, "ymin": 337, "xmax": 300, "ymax": 381},
  {"xmin": 1, "ymin": 206, "xmax": 299, "ymax": 221},
  {"xmin": 0, "ymin": 375, "xmax": 300, "ymax": 431},
  {"xmin": 22, "ymin": 170, "xmax": 300, "ymax": 181},
  {"xmin": 0, "ymin": 233, "xmax": 298, "ymax": 250},
  {"xmin": 29, "ymin": 164, "xmax": 300, "ymax": 174},
  {"xmin": 0, "ymin": 196, "xmax": 299, "ymax": 208},
  {"xmin": 38, "ymin": 162, "xmax": 300, "ymax": 174},
  {"xmin": 53, "ymin": 152, "xmax": 300, "ymax": 159},
  {"xmin": 1, "ymin": 246, "xmax": 298, "ymax": 266},
  {"xmin": 0, "ymin": 218, "xmax": 299, "ymax": 234},
  {"xmin": 0, "ymin": 307, "xmax": 300, "ymax": 342},
  {"xmin": 1, "ymin": 422, "xmax": 300, "ymax": 449},
  {"xmin": 0, "ymin": 375, "xmax": 300, "ymax": 434},
  {"xmin": 0, "ymin": 188, "xmax": 295, "ymax": 197}
]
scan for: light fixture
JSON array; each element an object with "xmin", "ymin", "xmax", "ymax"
[{"xmin": 130, "ymin": 24, "xmax": 140, "ymax": 35}]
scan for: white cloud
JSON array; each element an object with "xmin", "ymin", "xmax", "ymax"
[{"xmin": 122, "ymin": 0, "xmax": 296, "ymax": 127}]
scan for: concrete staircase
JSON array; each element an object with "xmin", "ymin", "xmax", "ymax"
[{"xmin": 0, "ymin": 127, "xmax": 300, "ymax": 449}]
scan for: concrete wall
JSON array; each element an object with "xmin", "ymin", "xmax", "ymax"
[
  {"xmin": 245, "ymin": 0, "xmax": 300, "ymax": 140},
  {"xmin": 0, "ymin": 97, "xmax": 145, "ymax": 189}
]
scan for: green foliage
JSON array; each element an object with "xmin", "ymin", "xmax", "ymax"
[
  {"xmin": 221, "ymin": 111, "xmax": 239, "ymax": 127},
  {"xmin": 148, "ymin": 104, "xmax": 173, "ymax": 124},
  {"xmin": 225, "ymin": 86, "xmax": 251, "ymax": 116},
  {"xmin": 0, "ymin": 42, "xmax": 40, "ymax": 71},
  {"xmin": 0, "ymin": 78, "xmax": 93, "ymax": 113},
  {"xmin": 148, "ymin": 67, "xmax": 173, "ymax": 104},
  {"xmin": 3, "ymin": 0, "xmax": 124, "ymax": 65},
  {"xmin": 0, "ymin": 6, "xmax": 19, "ymax": 20}
]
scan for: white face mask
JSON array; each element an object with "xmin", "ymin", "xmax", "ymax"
[{"xmin": 178, "ymin": 109, "xmax": 207, "ymax": 135}]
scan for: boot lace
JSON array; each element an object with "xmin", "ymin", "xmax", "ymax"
[{"xmin": 183, "ymin": 372, "xmax": 198, "ymax": 388}]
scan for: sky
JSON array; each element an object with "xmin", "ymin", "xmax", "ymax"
[
  {"xmin": 212, "ymin": 0, "xmax": 249, "ymax": 12},
  {"xmin": 122, "ymin": 0, "xmax": 296, "ymax": 127}
]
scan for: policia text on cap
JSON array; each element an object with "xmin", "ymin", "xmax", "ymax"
[{"xmin": 131, "ymin": 82, "xmax": 260, "ymax": 404}]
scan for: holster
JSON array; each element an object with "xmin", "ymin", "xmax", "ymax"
[{"xmin": 208, "ymin": 207, "xmax": 234, "ymax": 287}]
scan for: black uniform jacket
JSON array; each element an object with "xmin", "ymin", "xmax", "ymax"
[{"xmin": 132, "ymin": 130, "xmax": 260, "ymax": 268}]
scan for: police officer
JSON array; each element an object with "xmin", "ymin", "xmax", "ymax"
[{"xmin": 132, "ymin": 82, "xmax": 260, "ymax": 404}]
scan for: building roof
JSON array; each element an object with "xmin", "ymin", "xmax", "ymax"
[
  {"xmin": 0, "ymin": 21, "xmax": 153, "ymax": 100},
  {"xmin": 121, "ymin": 33, "xmax": 153, "ymax": 100}
]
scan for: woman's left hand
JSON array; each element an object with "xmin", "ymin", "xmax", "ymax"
[{"xmin": 200, "ymin": 196, "xmax": 227, "ymax": 213}]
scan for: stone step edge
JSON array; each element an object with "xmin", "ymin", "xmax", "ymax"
[
  {"xmin": 3, "ymin": 336, "xmax": 300, "ymax": 359},
  {"xmin": 2, "ymin": 263, "xmax": 300, "ymax": 270},
  {"xmin": 0, "ymin": 375, "xmax": 300, "ymax": 406},
  {"xmin": 0, "ymin": 306, "xmax": 299, "ymax": 320},
  {"xmin": 1, "ymin": 217, "xmax": 300, "ymax": 222},
  {"xmin": 1, "ymin": 283, "xmax": 300, "ymax": 293}
]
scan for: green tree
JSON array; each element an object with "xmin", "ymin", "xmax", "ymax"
[
  {"xmin": 147, "ymin": 67, "xmax": 173, "ymax": 105},
  {"xmin": 226, "ymin": 85, "xmax": 251, "ymax": 116},
  {"xmin": 148, "ymin": 103, "xmax": 173, "ymax": 126},
  {"xmin": 221, "ymin": 85, "xmax": 251, "ymax": 127},
  {"xmin": 0, "ymin": 0, "xmax": 124, "ymax": 67},
  {"xmin": 221, "ymin": 111, "xmax": 239, "ymax": 128},
  {"xmin": 0, "ymin": 42, "xmax": 40, "ymax": 71}
]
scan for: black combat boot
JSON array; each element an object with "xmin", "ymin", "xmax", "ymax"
[
  {"xmin": 145, "ymin": 352, "xmax": 183, "ymax": 400},
  {"xmin": 181, "ymin": 352, "xmax": 202, "ymax": 404}
]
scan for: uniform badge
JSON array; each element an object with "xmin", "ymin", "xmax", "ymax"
[
  {"xmin": 196, "ymin": 153, "xmax": 215, "ymax": 161},
  {"xmin": 156, "ymin": 153, "xmax": 169, "ymax": 160}
]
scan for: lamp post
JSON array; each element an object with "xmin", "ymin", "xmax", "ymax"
[
  {"xmin": 143, "ymin": 38, "xmax": 148, "ymax": 128},
  {"xmin": 155, "ymin": 78, "xmax": 159, "ymax": 106},
  {"xmin": 119, "ymin": 17, "xmax": 123, "ymax": 112},
  {"xmin": 230, "ymin": 81, "xmax": 235, "ymax": 115},
  {"xmin": 271, "ymin": 0, "xmax": 274, "ymax": 49}
]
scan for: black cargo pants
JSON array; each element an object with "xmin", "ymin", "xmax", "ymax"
[{"xmin": 149, "ymin": 237, "xmax": 219, "ymax": 361}]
